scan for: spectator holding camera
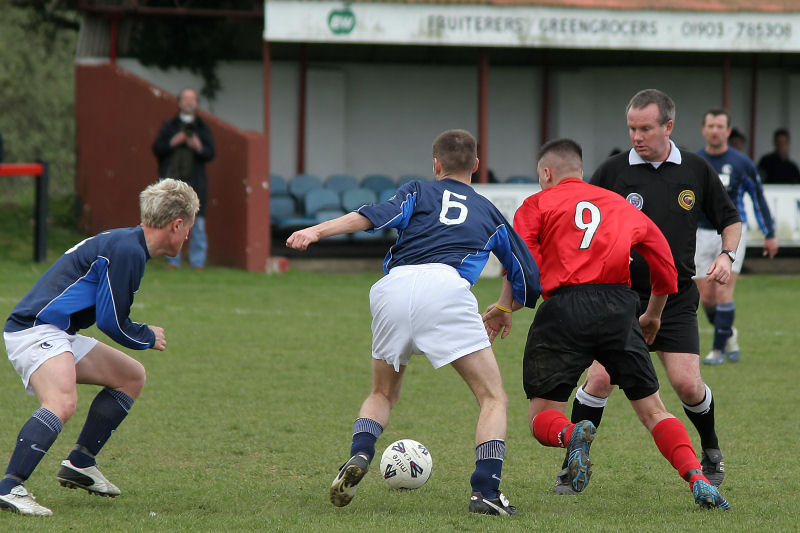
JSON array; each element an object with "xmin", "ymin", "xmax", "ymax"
[{"xmin": 152, "ymin": 87, "xmax": 215, "ymax": 270}]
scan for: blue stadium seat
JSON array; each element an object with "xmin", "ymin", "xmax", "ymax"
[
  {"xmin": 270, "ymin": 194, "xmax": 315, "ymax": 229},
  {"xmin": 396, "ymin": 174, "xmax": 427, "ymax": 186},
  {"xmin": 361, "ymin": 174, "xmax": 395, "ymax": 196},
  {"xmin": 270, "ymin": 173, "xmax": 288, "ymax": 196},
  {"xmin": 288, "ymin": 173, "xmax": 323, "ymax": 201},
  {"xmin": 505, "ymin": 175, "xmax": 535, "ymax": 184},
  {"xmin": 270, "ymin": 195, "xmax": 295, "ymax": 222},
  {"xmin": 304, "ymin": 188, "xmax": 342, "ymax": 217},
  {"xmin": 378, "ymin": 187, "xmax": 398, "ymax": 203},
  {"xmin": 342, "ymin": 187, "xmax": 377, "ymax": 212},
  {"xmin": 325, "ymin": 173, "xmax": 359, "ymax": 194}
]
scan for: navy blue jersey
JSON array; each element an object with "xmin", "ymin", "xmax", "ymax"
[
  {"xmin": 696, "ymin": 147, "xmax": 775, "ymax": 238},
  {"xmin": 357, "ymin": 178, "xmax": 541, "ymax": 308},
  {"xmin": 5, "ymin": 227, "xmax": 156, "ymax": 349}
]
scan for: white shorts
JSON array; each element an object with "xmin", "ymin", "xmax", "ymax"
[
  {"xmin": 693, "ymin": 226, "xmax": 746, "ymax": 278},
  {"xmin": 4, "ymin": 324, "xmax": 98, "ymax": 395},
  {"xmin": 369, "ymin": 264, "xmax": 491, "ymax": 371}
]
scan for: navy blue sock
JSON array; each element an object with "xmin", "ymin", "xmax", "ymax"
[
  {"xmin": 470, "ymin": 440, "xmax": 505, "ymax": 499},
  {"xmin": 702, "ymin": 304, "xmax": 717, "ymax": 326},
  {"xmin": 350, "ymin": 418, "xmax": 383, "ymax": 462},
  {"xmin": 712, "ymin": 302, "xmax": 735, "ymax": 352},
  {"xmin": 1, "ymin": 408, "xmax": 62, "ymax": 495},
  {"xmin": 68, "ymin": 388, "xmax": 134, "ymax": 468}
]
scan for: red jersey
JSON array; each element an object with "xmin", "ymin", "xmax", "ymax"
[{"xmin": 514, "ymin": 178, "xmax": 677, "ymax": 299}]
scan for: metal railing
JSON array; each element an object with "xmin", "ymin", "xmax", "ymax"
[{"xmin": 0, "ymin": 161, "xmax": 49, "ymax": 262}]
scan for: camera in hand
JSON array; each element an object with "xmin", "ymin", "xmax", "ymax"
[{"xmin": 182, "ymin": 122, "xmax": 196, "ymax": 137}]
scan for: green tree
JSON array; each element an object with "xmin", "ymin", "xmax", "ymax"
[{"xmin": 0, "ymin": 2, "xmax": 79, "ymax": 201}]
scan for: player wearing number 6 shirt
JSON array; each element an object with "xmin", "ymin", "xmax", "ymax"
[
  {"xmin": 286, "ymin": 129, "xmax": 541, "ymax": 516},
  {"xmin": 484, "ymin": 138, "xmax": 729, "ymax": 510},
  {"xmin": 1, "ymin": 179, "xmax": 199, "ymax": 517}
]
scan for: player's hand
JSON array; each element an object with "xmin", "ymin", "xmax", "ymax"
[
  {"xmin": 763, "ymin": 237, "xmax": 778, "ymax": 259},
  {"xmin": 186, "ymin": 134, "xmax": 203, "ymax": 152},
  {"xmin": 286, "ymin": 228, "xmax": 320, "ymax": 251},
  {"xmin": 149, "ymin": 325, "xmax": 166, "ymax": 351},
  {"xmin": 706, "ymin": 256, "xmax": 732, "ymax": 284},
  {"xmin": 482, "ymin": 304, "xmax": 512, "ymax": 342},
  {"xmin": 170, "ymin": 132, "xmax": 187, "ymax": 147},
  {"xmin": 638, "ymin": 313, "xmax": 661, "ymax": 345}
]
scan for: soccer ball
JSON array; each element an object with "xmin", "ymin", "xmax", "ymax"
[{"xmin": 379, "ymin": 438, "xmax": 433, "ymax": 490}]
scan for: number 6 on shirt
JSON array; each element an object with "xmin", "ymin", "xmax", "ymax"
[{"xmin": 439, "ymin": 190, "xmax": 469, "ymax": 225}]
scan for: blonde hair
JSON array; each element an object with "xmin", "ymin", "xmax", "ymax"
[{"xmin": 139, "ymin": 178, "xmax": 200, "ymax": 229}]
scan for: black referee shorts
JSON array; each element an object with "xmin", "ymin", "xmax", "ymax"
[
  {"xmin": 640, "ymin": 282, "xmax": 700, "ymax": 355},
  {"xmin": 522, "ymin": 284, "xmax": 660, "ymax": 402}
]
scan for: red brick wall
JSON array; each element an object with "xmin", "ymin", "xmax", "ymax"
[{"xmin": 75, "ymin": 63, "xmax": 270, "ymax": 271}]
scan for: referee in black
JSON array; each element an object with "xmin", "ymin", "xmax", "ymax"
[{"xmin": 557, "ymin": 89, "xmax": 740, "ymax": 492}]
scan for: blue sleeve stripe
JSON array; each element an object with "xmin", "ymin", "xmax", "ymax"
[
  {"xmin": 491, "ymin": 223, "xmax": 540, "ymax": 308},
  {"xmin": 749, "ymin": 185, "xmax": 775, "ymax": 237},
  {"xmin": 100, "ymin": 261, "xmax": 150, "ymax": 348},
  {"xmin": 34, "ymin": 262, "xmax": 99, "ymax": 330},
  {"xmin": 468, "ymin": 224, "xmax": 532, "ymax": 306},
  {"xmin": 369, "ymin": 192, "xmax": 416, "ymax": 231}
]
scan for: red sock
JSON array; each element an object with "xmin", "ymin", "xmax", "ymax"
[
  {"xmin": 532, "ymin": 410, "xmax": 573, "ymax": 448},
  {"xmin": 652, "ymin": 417, "xmax": 706, "ymax": 484}
]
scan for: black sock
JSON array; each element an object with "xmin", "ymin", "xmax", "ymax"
[
  {"xmin": 682, "ymin": 385, "xmax": 719, "ymax": 450},
  {"xmin": 571, "ymin": 391, "xmax": 605, "ymax": 428}
]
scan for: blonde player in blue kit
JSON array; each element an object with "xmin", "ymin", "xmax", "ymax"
[
  {"xmin": 1, "ymin": 179, "xmax": 199, "ymax": 517},
  {"xmin": 287, "ymin": 129, "xmax": 541, "ymax": 516}
]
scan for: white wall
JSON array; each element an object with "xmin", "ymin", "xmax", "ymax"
[{"xmin": 118, "ymin": 57, "xmax": 800, "ymax": 182}]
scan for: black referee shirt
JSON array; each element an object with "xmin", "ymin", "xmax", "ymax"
[{"xmin": 591, "ymin": 146, "xmax": 741, "ymax": 295}]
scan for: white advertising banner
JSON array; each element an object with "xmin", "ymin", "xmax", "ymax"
[
  {"xmin": 265, "ymin": 1, "xmax": 800, "ymax": 52},
  {"xmin": 472, "ymin": 183, "xmax": 800, "ymax": 277}
]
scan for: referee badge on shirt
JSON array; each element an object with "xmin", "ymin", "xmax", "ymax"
[
  {"xmin": 625, "ymin": 193, "xmax": 644, "ymax": 210},
  {"xmin": 678, "ymin": 190, "xmax": 695, "ymax": 211}
]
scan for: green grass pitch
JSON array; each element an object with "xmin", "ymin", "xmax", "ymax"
[{"xmin": 0, "ymin": 224, "xmax": 798, "ymax": 531}]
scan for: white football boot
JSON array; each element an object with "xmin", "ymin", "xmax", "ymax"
[
  {"xmin": 57, "ymin": 460, "xmax": 121, "ymax": 497},
  {"xmin": 0, "ymin": 484, "xmax": 53, "ymax": 516}
]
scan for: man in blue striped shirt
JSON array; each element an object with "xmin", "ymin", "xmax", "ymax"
[
  {"xmin": 287, "ymin": 129, "xmax": 541, "ymax": 516},
  {"xmin": 695, "ymin": 109, "xmax": 778, "ymax": 365},
  {"xmin": 1, "ymin": 179, "xmax": 199, "ymax": 516}
]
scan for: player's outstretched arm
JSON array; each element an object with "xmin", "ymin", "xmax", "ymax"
[
  {"xmin": 149, "ymin": 325, "xmax": 166, "ymax": 351},
  {"xmin": 286, "ymin": 213, "xmax": 372, "ymax": 251}
]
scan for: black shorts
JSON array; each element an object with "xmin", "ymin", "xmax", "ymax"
[
  {"xmin": 522, "ymin": 284, "xmax": 659, "ymax": 402},
  {"xmin": 639, "ymin": 282, "xmax": 700, "ymax": 355}
]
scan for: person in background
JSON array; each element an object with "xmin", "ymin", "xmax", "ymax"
[
  {"xmin": 728, "ymin": 128, "xmax": 747, "ymax": 153},
  {"xmin": 152, "ymin": 88, "xmax": 215, "ymax": 270},
  {"xmin": 695, "ymin": 109, "xmax": 778, "ymax": 365},
  {"xmin": 757, "ymin": 128, "xmax": 800, "ymax": 184}
]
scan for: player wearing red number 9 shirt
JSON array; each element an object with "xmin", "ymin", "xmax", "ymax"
[{"xmin": 483, "ymin": 138, "xmax": 730, "ymax": 510}]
